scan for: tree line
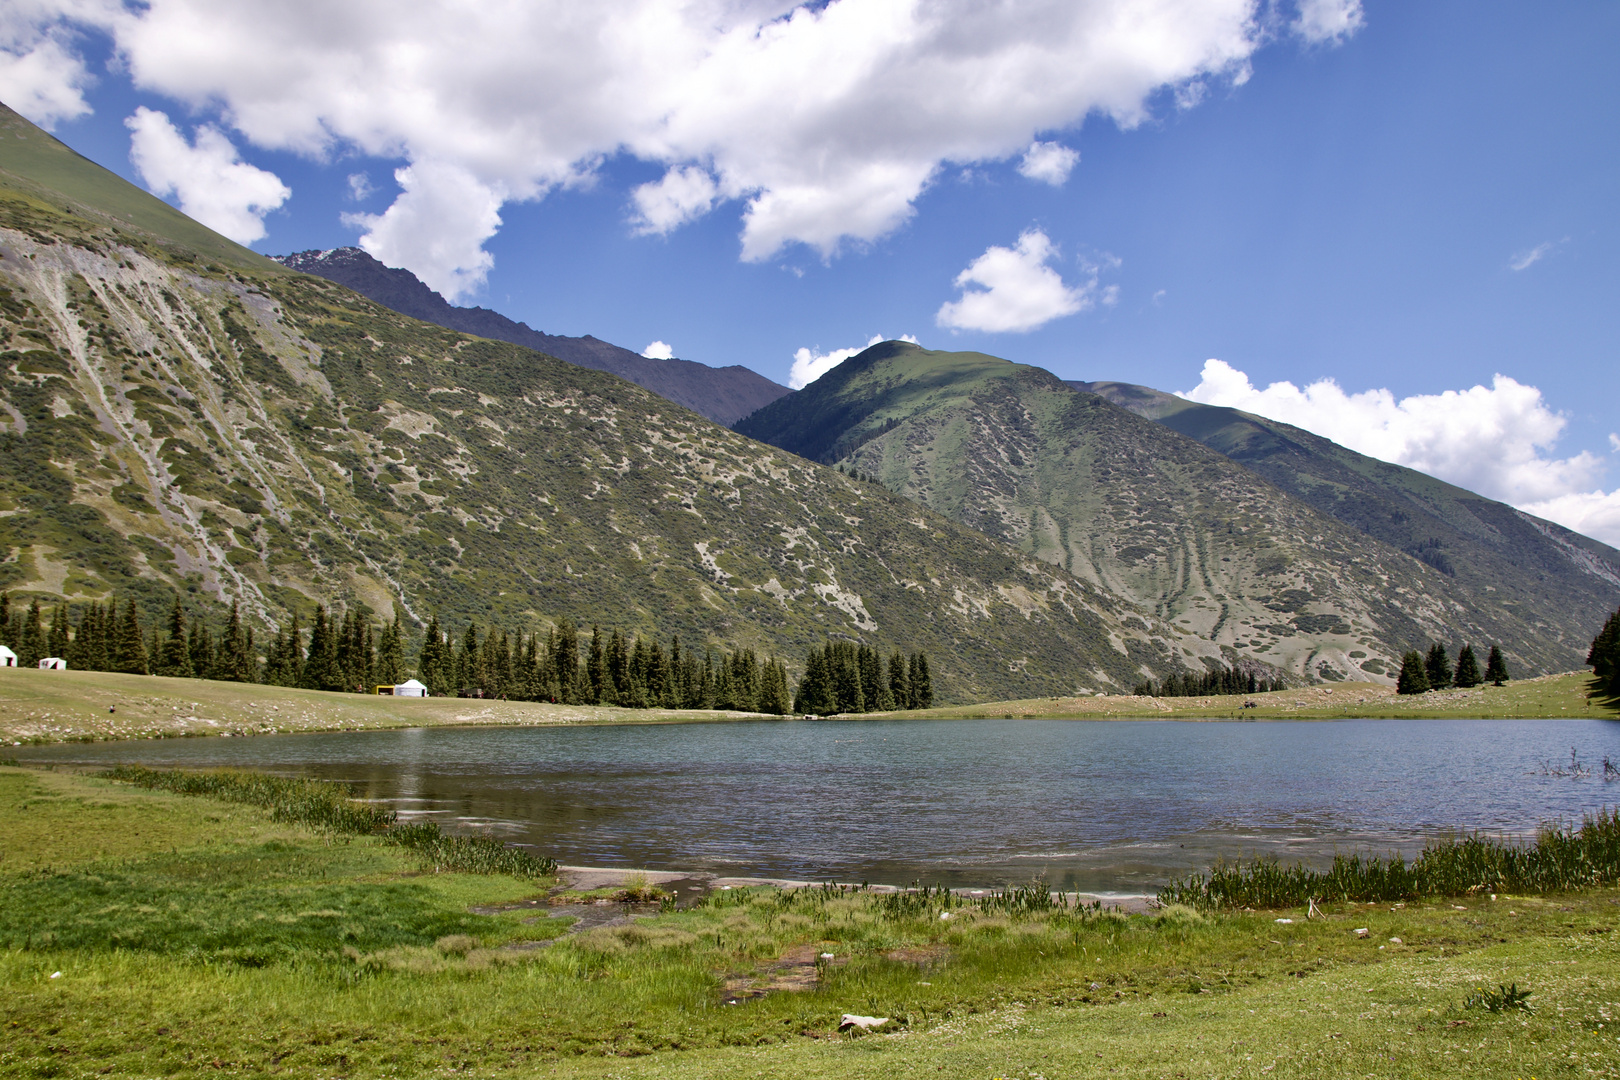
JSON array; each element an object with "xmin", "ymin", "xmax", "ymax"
[
  {"xmin": 1589, "ymin": 608, "xmax": 1620, "ymax": 698},
  {"xmin": 1396, "ymin": 642, "xmax": 1507, "ymax": 695},
  {"xmin": 1131, "ymin": 665, "xmax": 1286, "ymax": 698},
  {"xmin": 791, "ymin": 641, "xmax": 932, "ymax": 714},
  {"xmin": 0, "ymin": 593, "xmax": 798, "ymax": 714}
]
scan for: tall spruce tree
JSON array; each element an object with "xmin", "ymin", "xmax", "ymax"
[
  {"xmin": 1484, "ymin": 645, "xmax": 1510, "ymax": 686},
  {"xmin": 1424, "ymin": 643, "xmax": 1452, "ymax": 690},
  {"xmin": 155, "ymin": 597, "xmax": 192, "ymax": 678},
  {"xmin": 1396, "ymin": 650, "xmax": 1429, "ymax": 695},
  {"xmin": 112, "ymin": 599, "xmax": 148, "ymax": 675},
  {"xmin": 1587, "ymin": 608, "xmax": 1620, "ymax": 695},
  {"xmin": 48, "ymin": 605, "xmax": 69, "ymax": 660},
  {"xmin": 1452, "ymin": 644, "xmax": 1483, "ymax": 688},
  {"xmin": 18, "ymin": 600, "xmax": 45, "ymax": 667},
  {"xmin": 908, "ymin": 652, "xmax": 933, "ymax": 709}
]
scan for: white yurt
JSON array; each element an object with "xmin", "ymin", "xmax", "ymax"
[
  {"xmin": 0, "ymin": 645, "xmax": 16, "ymax": 667},
  {"xmin": 39, "ymin": 657, "xmax": 67, "ymax": 670},
  {"xmin": 393, "ymin": 678, "xmax": 428, "ymax": 697}
]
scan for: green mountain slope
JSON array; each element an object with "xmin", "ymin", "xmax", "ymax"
[
  {"xmin": 0, "ymin": 112, "xmax": 1218, "ymax": 703},
  {"xmin": 736, "ymin": 342, "xmax": 1604, "ymax": 679},
  {"xmin": 1074, "ymin": 379, "xmax": 1620, "ymax": 654},
  {"xmin": 0, "ymin": 103, "xmax": 280, "ymax": 273}
]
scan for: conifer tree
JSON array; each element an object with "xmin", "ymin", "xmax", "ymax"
[
  {"xmin": 219, "ymin": 601, "xmax": 252, "ymax": 682},
  {"xmin": 113, "ymin": 599, "xmax": 149, "ymax": 675},
  {"xmin": 587, "ymin": 626, "xmax": 606, "ymax": 704},
  {"xmin": 0, "ymin": 593, "xmax": 11, "ymax": 650},
  {"xmin": 1452, "ymin": 644, "xmax": 1483, "ymax": 689},
  {"xmin": 757, "ymin": 657, "xmax": 791, "ymax": 715},
  {"xmin": 155, "ymin": 597, "xmax": 192, "ymax": 677},
  {"xmin": 188, "ymin": 616, "xmax": 213, "ymax": 679},
  {"xmin": 793, "ymin": 647, "xmax": 833, "ymax": 715},
  {"xmin": 1396, "ymin": 650, "xmax": 1429, "ymax": 695},
  {"xmin": 553, "ymin": 619, "xmax": 581, "ymax": 704},
  {"xmin": 909, "ymin": 652, "xmax": 933, "ymax": 709},
  {"xmin": 417, "ymin": 616, "xmax": 451, "ymax": 697},
  {"xmin": 18, "ymin": 600, "xmax": 45, "ymax": 667},
  {"xmin": 1484, "ymin": 645, "xmax": 1510, "ymax": 686},
  {"xmin": 1587, "ymin": 608, "xmax": 1620, "ymax": 695},
  {"xmin": 48, "ymin": 605, "xmax": 69, "ymax": 660},
  {"xmin": 300, "ymin": 606, "xmax": 341, "ymax": 691},
  {"xmin": 1424, "ymin": 643, "xmax": 1452, "ymax": 690},
  {"xmin": 888, "ymin": 649, "xmax": 910, "ymax": 711}
]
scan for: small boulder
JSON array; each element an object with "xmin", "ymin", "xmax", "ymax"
[{"xmin": 839, "ymin": 1014, "xmax": 895, "ymax": 1033}]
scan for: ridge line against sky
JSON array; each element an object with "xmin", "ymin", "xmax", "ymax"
[{"xmin": 2, "ymin": 1, "xmax": 1617, "ymax": 546}]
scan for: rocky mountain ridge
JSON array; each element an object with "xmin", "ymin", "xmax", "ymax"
[
  {"xmin": 736, "ymin": 342, "xmax": 1620, "ymax": 679},
  {"xmin": 272, "ymin": 247, "xmax": 789, "ymax": 426}
]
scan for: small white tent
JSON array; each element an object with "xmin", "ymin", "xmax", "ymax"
[
  {"xmin": 393, "ymin": 678, "xmax": 428, "ymax": 697},
  {"xmin": 39, "ymin": 657, "xmax": 67, "ymax": 670},
  {"xmin": 0, "ymin": 645, "xmax": 15, "ymax": 667}
]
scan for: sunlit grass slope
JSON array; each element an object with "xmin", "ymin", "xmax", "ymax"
[
  {"xmin": 2, "ymin": 765, "xmax": 1616, "ymax": 1078},
  {"xmin": 0, "ymin": 102, "xmax": 282, "ymax": 271}
]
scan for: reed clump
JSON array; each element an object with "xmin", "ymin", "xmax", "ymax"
[
  {"xmin": 1159, "ymin": 807, "xmax": 1620, "ymax": 909},
  {"xmin": 101, "ymin": 765, "xmax": 556, "ymax": 878}
]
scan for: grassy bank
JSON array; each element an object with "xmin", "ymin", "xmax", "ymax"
[
  {"xmin": 3, "ymin": 667, "xmax": 1610, "ymax": 748},
  {"xmin": 3, "ymin": 766, "xmax": 1618, "ymax": 1078},
  {"xmin": 909, "ymin": 669, "xmax": 1611, "ymax": 722},
  {"xmin": 0, "ymin": 667, "xmax": 775, "ymax": 745}
]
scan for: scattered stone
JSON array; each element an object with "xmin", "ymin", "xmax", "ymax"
[
  {"xmin": 1354, "ymin": 928, "xmax": 1369, "ymax": 938},
  {"xmin": 839, "ymin": 1014, "xmax": 895, "ymax": 1033}
]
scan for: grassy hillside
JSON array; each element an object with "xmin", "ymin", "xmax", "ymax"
[
  {"xmin": 737, "ymin": 343, "xmax": 1601, "ymax": 681},
  {"xmin": 1078, "ymin": 378, "xmax": 1620, "ymax": 663},
  {"xmin": 0, "ymin": 111, "xmax": 1218, "ymax": 703},
  {"xmin": 0, "ymin": 102, "xmax": 280, "ymax": 273}
]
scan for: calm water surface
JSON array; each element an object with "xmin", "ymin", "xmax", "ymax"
[{"xmin": 19, "ymin": 718, "xmax": 1620, "ymax": 894}]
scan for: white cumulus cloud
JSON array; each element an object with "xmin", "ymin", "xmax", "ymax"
[
  {"xmin": 342, "ymin": 161, "xmax": 503, "ymax": 301},
  {"xmin": 631, "ymin": 166, "xmax": 721, "ymax": 237},
  {"xmin": 937, "ymin": 229, "xmax": 1103, "ymax": 334},
  {"xmin": 1017, "ymin": 141, "xmax": 1079, "ymax": 185},
  {"xmin": 1293, "ymin": 0, "xmax": 1364, "ymax": 45},
  {"xmin": 642, "ymin": 340, "xmax": 675, "ymax": 360},
  {"xmin": 124, "ymin": 107, "xmax": 289, "ymax": 244},
  {"xmin": 1180, "ymin": 358, "xmax": 1620, "ymax": 546},
  {"xmin": 789, "ymin": 333, "xmax": 917, "ymax": 390},
  {"xmin": 17, "ymin": 0, "xmax": 1278, "ymax": 296}
]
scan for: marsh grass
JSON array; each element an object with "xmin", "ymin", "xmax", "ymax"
[
  {"xmin": 5, "ymin": 766, "xmax": 1619, "ymax": 1078},
  {"xmin": 1159, "ymin": 806, "xmax": 1620, "ymax": 908},
  {"xmin": 102, "ymin": 764, "xmax": 558, "ymax": 877}
]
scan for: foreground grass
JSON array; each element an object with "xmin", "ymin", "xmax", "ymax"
[{"xmin": 3, "ymin": 767, "xmax": 1618, "ymax": 1078}]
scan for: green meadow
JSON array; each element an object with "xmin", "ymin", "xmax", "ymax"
[
  {"xmin": 2, "ymin": 667, "xmax": 1611, "ymax": 750},
  {"xmin": 2, "ymin": 765, "xmax": 1617, "ymax": 1078}
]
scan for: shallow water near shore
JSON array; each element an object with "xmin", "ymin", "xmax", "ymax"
[{"xmin": 18, "ymin": 717, "xmax": 1620, "ymax": 894}]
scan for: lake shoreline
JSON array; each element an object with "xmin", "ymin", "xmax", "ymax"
[{"xmin": 1, "ymin": 668, "xmax": 1606, "ymax": 747}]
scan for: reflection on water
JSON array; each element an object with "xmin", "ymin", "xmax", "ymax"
[{"xmin": 19, "ymin": 717, "xmax": 1620, "ymax": 893}]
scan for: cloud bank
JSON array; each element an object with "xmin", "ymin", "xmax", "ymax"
[
  {"xmin": 3, "ymin": 0, "xmax": 1363, "ymax": 297},
  {"xmin": 124, "ymin": 107, "xmax": 289, "ymax": 244},
  {"xmin": 790, "ymin": 333, "xmax": 917, "ymax": 390},
  {"xmin": 1181, "ymin": 359, "xmax": 1620, "ymax": 546}
]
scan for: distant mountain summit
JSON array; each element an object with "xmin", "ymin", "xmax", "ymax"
[
  {"xmin": 737, "ymin": 342, "xmax": 1620, "ymax": 679},
  {"xmin": 271, "ymin": 247, "xmax": 789, "ymax": 426}
]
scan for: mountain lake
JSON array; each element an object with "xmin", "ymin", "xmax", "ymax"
[{"xmin": 17, "ymin": 717, "xmax": 1620, "ymax": 897}]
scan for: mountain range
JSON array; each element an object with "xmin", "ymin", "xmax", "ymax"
[
  {"xmin": 271, "ymin": 247, "xmax": 789, "ymax": 427},
  {"xmin": 735, "ymin": 342, "xmax": 1620, "ymax": 678},
  {"xmin": 4, "ymin": 96, "xmax": 1615, "ymax": 698},
  {"xmin": 0, "ymin": 100, "xmax": 1213, "ymax": 703}
]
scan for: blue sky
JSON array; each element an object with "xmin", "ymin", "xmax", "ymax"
[{"xmin": 4, "ymin": 0, "xmax": 1619, "ymax": 542}]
